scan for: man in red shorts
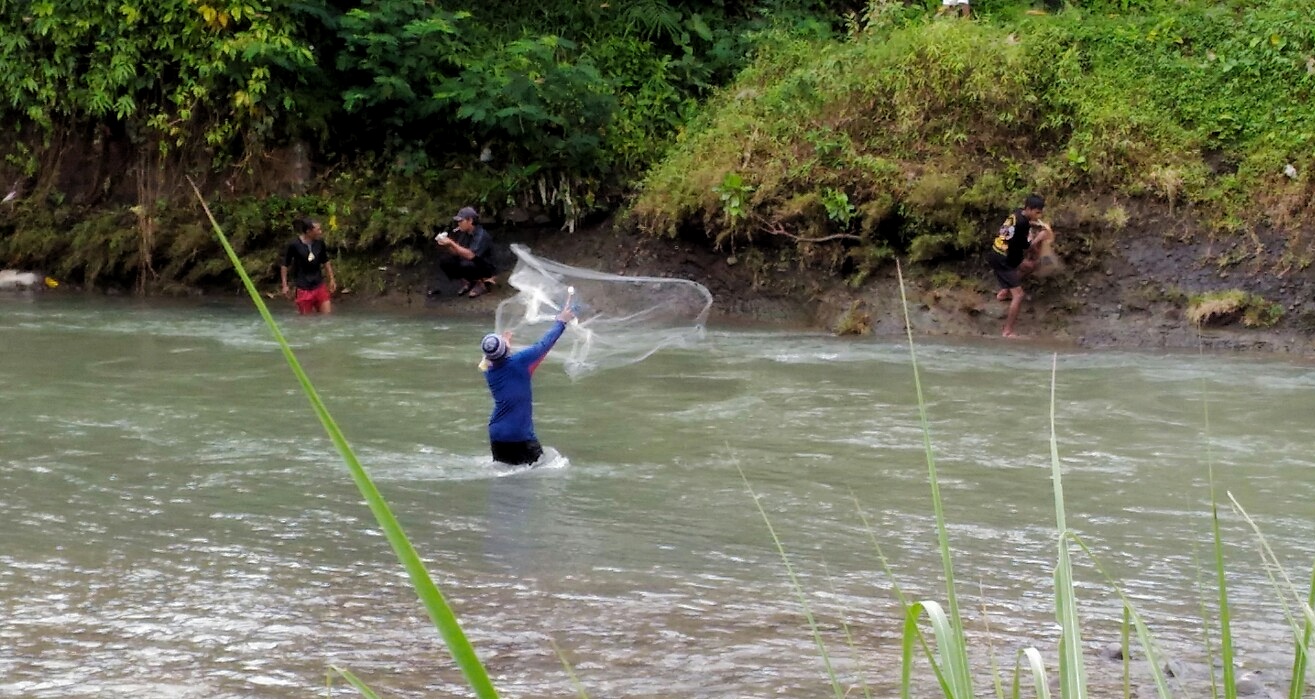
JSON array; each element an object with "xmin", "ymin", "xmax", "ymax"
[{"xmin": 280, "ymin": 217, "xmax": 336, "ymax": 314}]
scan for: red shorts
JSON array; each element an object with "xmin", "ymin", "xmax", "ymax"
[{"xmin": 295, "ymin": 284, "xmax": 330, "ymax": 314}]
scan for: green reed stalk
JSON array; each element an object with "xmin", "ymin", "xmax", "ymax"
[
  {"xmin": 188, "ymin": 180, "xmax": 498, "ymax": 699},
  {"xmin": 1209, "ymin": 478, "xmax": 1237, "ymax": 699},
  {"xmin": 330, "ymin": 666, "xmax": 383, "ymax": 699},
  {"xmin": 1062, "ymin": 533, "xmax": 1178, "ymax": 693},
  {"xmin": 1290, "ymin": 563, "xmax": 1315, "ymax": 699},
  {"xmin": 886, "ymin": 271, "xmax": 1175, "ymax": 699},
  {"xmin": 1191, "ymin": 331, "xmax": 1237, "ymax": 699},
  {"xmin": 979, "ymin": 586, "xmax": 1007, "ymax": 699},
  {"xmin": 1046, "ymin": 355, "xmax": 1087, "ymax": 699},
  {"xmin": 852, "ymin": 495, "xmax": 912, "ymax": 610},
  {"xmin": 737, "ymin": 463, "xmax": 846, "ymax": 699},
  {"xmin": 1011, "ymin": 647, "xmax": 1051, "ymax": 699},
  {"xmin": 1121, "ymin": 607, "xmax": 1132, "ymax": 699},
  {"xmin": 1200, "ymin": 375, "xmax": 1237, "ymax": 699},
  {"xmin": 549, "ymin": 638, "xmax": 590, "ymax": 699},
  {"xmin": 1223, "ymin": 494, "xmax": 1315, "ymax": 699},
  {"xmin": 894, "ymin": 261, "xmax": 971, "ymax": 699},
  {"xmin": 853, "ymin": 496, "xmax": 946, "ymax": 683},
  {"xmin": 1065, "ymin": 534, "xmax": 1173, "ymax": 699},
  {"xmin": 1192, "ymin": 550, "xmax": 1221, "ymax": 699},
  {"xmin": 900, "ymin": 600, "xmax": 971, "ymax": 698},
  {"xmin": 822, "ymin": 562, "xmax": 873, "ymax": 699}
]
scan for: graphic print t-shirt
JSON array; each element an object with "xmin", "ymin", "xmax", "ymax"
[{"xmin": 991, "ymin": 209, "xmax": 1033, "ymax": 268}]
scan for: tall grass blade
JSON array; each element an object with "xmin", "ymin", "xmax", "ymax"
[
  {"xmin": 979, "ymin": 586, "xmax": 1006, "ymax": 699},
  {"xmin": 1066, "ymin": 534, "xmax": 1174, "ymax": 699},
  {"xmin": 737, "ymin": 463, "xmax": 846, "ymax": 699},
  {"xmin": 330, "ymin": 666, "xmax": 384, "ymax": 699},
  {"xmin": 900, "ymin": 600, "xmax": 971, "ymax": 699},
  {"xmin": 1046, "ymin": 355, "xmax": 1086, "ymax": 699},
  {"xmin": 1290, "ymin": 561, "xmax": 1315, "ymax": 699},
  {"xmin": 1192, "ymin": 550, "xmax": 1221, "ymax": 699},
  {"xmin": 1198, "ymin": 368, "xmax": 1237, "ymax": 699},
  {"xmin": 853, "ymin": 495, "xmax": 912, "ymax": 610},
  {"xmin": 548, "ymin": 638, "xmax": 590, "ymax": 699},
  {"xmin": 188, "ymin": 179, "xmax": 499, "ymax": 699},
  {"xmin": 854, "ymin": 496, "xmax": 944, "ymax": 681},
  {"xmin": 1224, "ymin": 493, "xmax": 1315, "ymax": 631},
  {"xmin": 1209, "ymin": 482, "xmax": 1236, "ymax": 699},
  {"xmin": 894, "ymin": 261, "xmax": 971, "ymax": 687},
  {"xmin": 821, "ymin": 562, "xmax": 873, "ymax": 699},
  {"xmin": 1120, "ymin": 606, "xmax": 1132, "ymax": 699},
  {"xmin": 1223, "ymin": 493, "xmax": 1315, "ymax": 699},
  {"xmin": 1010, "ymin": 647, "xmax": 1051, "ymax": 699},
  {"xmin": 1192, "ymin": 332, "xmax": 1237, "ymax": 698}
]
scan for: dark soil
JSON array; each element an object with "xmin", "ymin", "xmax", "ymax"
[{"xmin": 358, "ymin": 216, "xmax": 1315, "ymax": 357}]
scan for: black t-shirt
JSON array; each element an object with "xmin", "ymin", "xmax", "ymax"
[
  {"xmin": 990, "ymin": 208, "xmax": 1033, "ymax": 268},
  {"xmin": 283, "ymin": 238, "xmax": 331, "ymax": 290},
  {"xmin": 454, "ymin": 225, "xmax": 494, "ymax": 264}
]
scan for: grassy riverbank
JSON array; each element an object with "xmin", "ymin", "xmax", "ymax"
[
  {"xmin": 3, "ymin": 0, "xmax": 1313, "ymax": 347},
  {"xmin": 631, "ymin": 0, "xmax": 1315, "ymax": 282}
]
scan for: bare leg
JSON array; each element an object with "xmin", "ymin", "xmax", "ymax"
[
  {"xmin": 320, "ymin": 299, "xmax": 333, "ymax": 314},
  {"xmin": 1018, "ymin": 258, "xmax": 1037, "ymax": 282},
  {"xmin": 1002, "ymin": 287, "xmax": 1024, "ymax": 337}
]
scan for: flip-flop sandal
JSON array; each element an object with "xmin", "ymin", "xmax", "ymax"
[
  {"xmin": 455, "ymin": 283, "xmax": 471, "ymax": 296},
  {"xmin": 467, "ymin": 284, "xmax": 488, "ymax": 298}
]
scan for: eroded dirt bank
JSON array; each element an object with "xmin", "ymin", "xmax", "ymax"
[{"xmin": 358, "ymin": 217, "xmax": 1315, "ymax": 357}]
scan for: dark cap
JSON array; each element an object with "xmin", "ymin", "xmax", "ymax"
[{"xmin": 453, "ymin": 206, "xmax": 478, "ymax": 221}]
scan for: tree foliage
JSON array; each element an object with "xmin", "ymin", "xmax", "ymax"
[
  {"xmin": 5, "ymin": 0, "xmax": 1306, "ymax": 291},
  {"xmin": 0, "ymin": 0, "xmax": 315, "ymax": 157},
  {"xmin": 0, "ymin": 0, "xmax": 840, "ymax": 205},
  {"xmin": 0, "ymin": 0, "xmax": 845, "ymax": 287}
]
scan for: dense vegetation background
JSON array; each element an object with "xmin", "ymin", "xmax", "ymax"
[
  {"xmin": 0, "ymin": 0, "xmax": 1311, "ymax": 296},
  {"xmin": 632, "ymin": 0, "xmax": 1315, "ymax": 289}
]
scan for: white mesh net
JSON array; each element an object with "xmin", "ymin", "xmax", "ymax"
[{"xmin": 493, "ymin": 244, "xmax": 713, "ymax": 378}]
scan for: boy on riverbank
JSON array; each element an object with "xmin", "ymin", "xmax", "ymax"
[{"xmin": 986, "ymin": 194, "xmax": 1052, "ymax": 338}]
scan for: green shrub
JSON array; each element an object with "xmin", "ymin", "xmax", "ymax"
[
  {"xmin": 832, "ymin": 299, "xmax": 872, "ymax": 335},
  {"xmin": 633, "ymin": 0, "xmax": 1315, "ymax": 272},
  {"xmin": 714, "ymin": 172, "xmax": 755, "ymax": 227},
  {"xmin": 908, "ymin": 233, "xmax": 955, "ymax": 263}
]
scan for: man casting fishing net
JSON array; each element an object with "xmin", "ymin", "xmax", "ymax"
[
  {"xmin": 473, "ymin": 246, "xmax": 711, "ymax": 467},
  {"xmin": 479, "ymin": 293, "xmax": 577, "ymax": 467}
]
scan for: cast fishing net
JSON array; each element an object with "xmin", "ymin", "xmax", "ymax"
[{"xmin": 493, "ymin": 244, "xmax": 713, "ymax": 378}]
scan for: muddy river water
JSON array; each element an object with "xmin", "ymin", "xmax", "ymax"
[{"xmin": 2, "ymin": 296, "xmax": 1313, "ymax": 697}]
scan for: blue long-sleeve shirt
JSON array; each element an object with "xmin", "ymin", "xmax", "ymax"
[{"xmin": 484, "ymin": 320, "xmax": 567, "ymax": 443}]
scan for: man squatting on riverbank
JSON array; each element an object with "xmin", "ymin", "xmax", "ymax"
[
  {"xmin": 985, "ymin": 194, "xmax": 1053, "ymax": 338},
  {"xmin": 434, "ymin": 206, "xmax": 497, "ymax": 298},
  {"xmin": 280, "ymin": 216, "xmax": 336, "ymax": 314}
]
